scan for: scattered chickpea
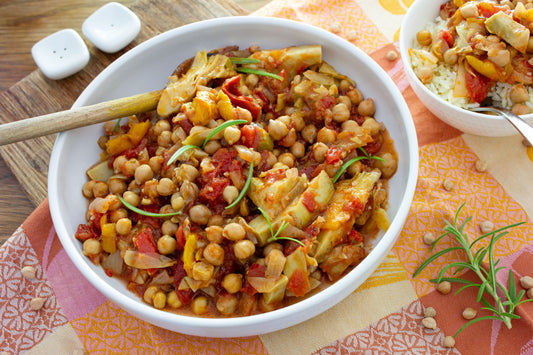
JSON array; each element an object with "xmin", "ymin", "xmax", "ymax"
[
  {"xmin": 424, "ymin": 306, "xmax": 436, "ymax": 318},
  {"xmin": 416, "ymin": 65, "xmax": 434, "ymax": 84},
  {"xmin": 520, "ymin": 275, "xmax": 533, "ymax": 289},
  {"xmin": 528, "ymin": 288, "xmax": 533, "ymax": 299},
  {"xmin": 346, "ymin": 29, "xmax": 358, "ymax": 41},
  {"xmin": 479, "ymin": 220, "xmax": 494, "ymax": 234},
  {"xmin": 82, "ymin": 180, "xmax": 96, "ymax": 199},
  {"xmin": 422, "ymin": 316, "xmax": 437, "ymax": 329},
  {"xmin": 30, "ymin": 297, "xmax": 45, "ymax": 311},
  {"xmin": 385, "ymin": 50, "xmax": 398, "ymax": 61},
  {"xmin": 223, "ymin": 223, "xmax": 246, "ymax": 241},
  {"xmin": 423, "ymin": 232, "xmax": 436, "ymax": 246},
  {"xmin": 21, "ymin": 266, "xmax": 36, "ymax": 279},
  {"xmin": 443, "ymin": 336, "xmax": 456, "ymax": 348},
  {"xmin": 234, "ymin": 240, "xmax": 256, "ymax": 259},
  {"xmin": 157, "ymin": 235, "xmax": 177, "ymax": 255},
  {"xmin": 442, "ymin": 179, "xmax": 454, "ymax": 191},
  {"xmin": 475, "ymin": 159, "xmax": 488, "ymax": 172},
  {"xmin": 330, "ymin": 21, "xmax": 342, "ymax": 33},
  {"xmin": 512, "ymin": 103, "xmax": 532, "ymax": 116},
  {"xmin": 191, "ymin": 295, "xmax": 210, "ymax": 315},
  {"xmin": 170, "ymin": 193, "xmax": 185, "ymax": 211},
  {"xmin": 108, "ymin": 178, "xmax": 127, "ymax": 195},
  {"xmin": 511, "ymin": 85, "xmax": 530, "ymax": 104},
  {"xmin": 437, "ymin": 281, "xmax": 451, "ymax": 294},
  {"xmin": 462, "ymin": 307, "xmax": 477, "ymax": 320},
  {"xmin": 443, "ymin": 48, "xmax": 458, "ymax": 65}
]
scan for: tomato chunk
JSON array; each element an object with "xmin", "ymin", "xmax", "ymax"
[
  {"xmin": 466, "ymin": 69, "xmax": 492, "ymax": 103},
  {"xmin": 133, "ymin": 227, "xmax": 158, "ymax": 254},
  {"xmin": 287, "ymin": 268, "xmax": 310, "ymax": 297}
]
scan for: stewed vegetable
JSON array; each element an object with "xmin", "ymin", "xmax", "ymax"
[{"xmin": 76, "ymin": 45, "xmax": 398, "ymax": 317}]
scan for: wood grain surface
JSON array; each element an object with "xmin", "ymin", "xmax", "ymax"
[{"xmin": 0, "ymin": 0, "xmax": 262, "ymax": 244}]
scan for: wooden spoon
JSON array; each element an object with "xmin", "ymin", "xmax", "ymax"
[{"xmin": 0, "ymin": 90, "xmax": 162, "ymax": 146}]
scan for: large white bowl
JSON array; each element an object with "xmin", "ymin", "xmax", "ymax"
[
  {"xmin": 399, "ymin": 0, "xmax": 533, "ymax": 137},
  {"xmin": 48, "ymin": 16, "xmax": 418, "ymax": 338}
]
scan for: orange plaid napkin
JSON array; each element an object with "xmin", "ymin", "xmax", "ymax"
[{"xmin": 2, "ymin": 0, "xmax": 533, "ymax": 354}]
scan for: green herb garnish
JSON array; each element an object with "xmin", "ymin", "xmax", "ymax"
[
  {"xmin": 414, "ymin": 203, "xmax": 531, "ymax": 337},
  {"xmin": 333, "ymin": 147, "xmax": 385, "ymax": 183},
  {"xmin": 229, "ymin": 57, "xmax": 261, "ymax": 65},
  {"xmin": 225, "ymin": 157, "xmax": 254, "ymax": 210},
  {"xmin": 236, "ymin": 67, "xmax": 283, "ymax": 81},
  {"xmin": 118, "ymin": 195, "xmax": 181, "ymax": 218},
  {"xmin": 167, "ymin": 144, "xmax": 198, "ymax": 166},
  {"xmin": 202, "ymin": 119, "xmax": 247, "ymax": 149},
  {"xmin": 258, "ymin": 207, "xmax": 305, "ymax": 246},
  {"xmin": 114, "ymin": 118, "xmax": 122, "ymax": 132}
]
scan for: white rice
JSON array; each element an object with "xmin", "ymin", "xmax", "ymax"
[{"xmin": 410, "ymin": 15, "xmax": 533, "ymax": 111}]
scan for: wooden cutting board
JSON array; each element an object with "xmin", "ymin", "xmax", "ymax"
[{"xmin": 0, "ymin": 0, "xmax": 248, "ymax": 207}]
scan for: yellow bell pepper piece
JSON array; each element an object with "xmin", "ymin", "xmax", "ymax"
[
  {"xmin": 101, "ymin": 223, "xmax": 117, "ymax": 254},
  {"xmin": 191, "ymin": 90, "xmax": 217, "ymax": 126},
  {"xmin": 216, "ymin": 91, "xmax": 237, "ymax": 121},
  {"xmin": 465, "ymin": 55, "xmax": 499, "ymax": 81},
  {"xmin": 105, "ymin": 120, "xmax": 150, "ymax": 156},
  {"xmin": 183, "ymin": 233, "xmax": 197, "ymax": 277}
]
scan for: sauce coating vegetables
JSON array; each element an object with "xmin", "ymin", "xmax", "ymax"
[{"xmin": 77, "ymin": 45, "xmax": 397, "ymax": 317}]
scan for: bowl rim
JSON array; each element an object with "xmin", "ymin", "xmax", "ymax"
[
  {"xmin": 398, "ymin": 0, "xmax": 533, "ymax": 124},
  {"xmin": 48, "ymin": 15, "xmax": 419, "ymax": 337}
]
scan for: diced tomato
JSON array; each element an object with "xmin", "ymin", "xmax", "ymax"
[
  {"xmin": 438, "ymin": 29, "xmax": 454, "ymax": 48},
  {"xmin": 316, "ymin": 96, "xmax": 336, "ymax": 112},
  {"xmin": 363, "ymin": 139, "xmax": 382, "ymax": 155},
  {"xmin": 264, "ymin": 168, "xmax": 287, "ymax": 184},
  {"xmin": 477, "ymin": 2, "xmax": 509, "ymax": 17},
  {"xmin": 343, "ymin": 198, "xmax": 365, "ymax": 216},
  {"xmin": 253, "ymin": 88, "xmax": 274, "ymax": 113},
  {"xmin": 283, "ymin": 241, "xmax": 301, "ymax": 256},
  {"xmin": 222, "ymin": 75, "xmax": 261, "ymax": 118},
  {"xmin": 133, "ymin": 227, "xmax": 158, "ymax": 254},
  {"xmin": 287, "ymin": 269, "xmax": 310, "ymax": 297},
  {"xmin": 199, "ymin": 177, "xmax": 230, "ymax": 213},
  {"xmin": 75, "ymin": 224, "xmax": 98, "ymax": 242},
  {"xmin": 247, "ymin": 263, "xmax": 266, "ymax": 278},
  {"xmin": 240, "ymin": 125, "xmax": 261, "ymax": 150},
  {"xmin": 173, "ymin": 260, "xmax": 194, "ymax": 305},
  {"xmin": 302, "ymin": 191, "xmax": 318, "ymax": 212},
  {"xmin": 466, "ymin": 69, "xmax": 491, "ymax": 103},
  {"xmin": 123, "ymin": 137, "xmax": 148, "ymax": 159},
  {"xmin": 326, "ymin": 146, "xmax": 342, "ymax": 164},
  {"xmin": 343, "ymin": 230, "xmax": 364, "ymax": 245},
  {"xmin": 130, "ymin": 208, "xmax": 162, "ymax": 230},
  {"xmin": 175, "ymin": 224, "xmax": 186, "ymax": 251},
  {"xmin": 175, "ymin": 116, "xmax": 194, "ymax": 135}
]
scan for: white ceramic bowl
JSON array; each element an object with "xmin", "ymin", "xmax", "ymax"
[
  {"xmin": 49, "ymin": 16, "xmax": 418, "ymax": 338},
  {"xmin": 399, "ymin": 0, "xmax": 533, "ymax": 137}
]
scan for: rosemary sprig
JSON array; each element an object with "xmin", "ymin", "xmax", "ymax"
[
  {"xmin": 333, "ymin": 147, "xmax": 385, "ymax": 183},
  {"xmin": 414, "ymin": 203, "xmax": 531, "ymax": 337},
  {"xmin": 167, "ymin": 144, "xmax": 198, "ymax": 166},
  {"xmin": 225, "ymin": 157, "xmax": 254, "ymax": 210},
  {"xmin": 114, "ymin": 118, "xmax": 122, "ymax": 132},
  {"xmin": 201, "ymin": 119, "xmax": 247, "ymax": 148},
  {"xmin": 236, "ymin": 67, "xmax": 283, "ymax": 81},
  {"xmin": 229, "ymin": 57, "xmax": 261, "ymax": 65},
  {"xmin": 258, "ymin": 207, "xmax": 305, "ymax": 246},
  {"xmin": 118, "ymin": 195, "xmax": 181, "ymax": 217}
]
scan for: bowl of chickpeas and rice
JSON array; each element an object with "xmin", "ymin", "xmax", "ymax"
[
  {"xmin": 400, "ymin": 0, "xmax": 533, "ymax": 136},
  {"xmin": 48, "ymin": 16, "xmax": 418, "ymax": 337}
]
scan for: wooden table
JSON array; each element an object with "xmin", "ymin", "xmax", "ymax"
[{"xmin": 0, "ymin": 0, "xmax": 271, "ymax": 245}]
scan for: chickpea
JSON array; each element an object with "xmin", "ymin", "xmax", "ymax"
[
  {"xmin": 278, "ymin": 152, "xmax": 295, "ymax": 167},
  {"xmin": 362, "ymin": 117, "xmax": 381, "ymax": 136},
  {"xmin": 176, "ymin": 164, "xmax": 199, "ymax": 182},
  {"xmin": 437, "ymin": 280, "xmax": 451, "ymax": 294},
  {"xmin": 143, "ymin": 285, "xmax": 158, "ymax": 304},
  {"xmin": 147, "ymin": 156, "xmax": 162, "ymax": 175},
  {"xmin": 113, "ymin": 155, "xmax": 127, "ymax": 173},
  {"xmin": 192, "ymin": 261, "xmax": 214, "ymax": 281},
  {"xmin": 216, "ymin": 293, "xmax": 238, "ymax": 316},
  {"xmin": 204, "ymin": 140, "xmax": 221, "ymax": 155},
  {"xmin": 290, "ymin": 142, "xmax": 306, "ymax": 159},
  {"xmin": 189, "ymin": 204, "xmax": 212, "ymax": 225},
  {"xmin": 511, "ymin": 85, "xmax": 530, "ymax": 103},
  {"xmin": 109, "ymin": 208, "xmax": 128, "ymax": 223},
  {"xmin": 235, "ymin": 107, "xmax": 253, "ymax": 123},
  {"xmin": 83, "ymin": 238, "xmax": 101, "ymax": 256},
  {"xmin": 206, "ymin": 226, "xmax": 224, "ymax": 243},
  {"xmin": 341, "ymin": 120, "xmax": 359, "ymax": 133},
  {"xmin": 265, "ymin": 249, "xmax": 286, "ymax": 273},
  {"xmin": 291, "ymin": 114, "xmax": 305, "ymax": 131},
  {"xmin": 170, "ymin": 193, "xmax": 185, "ymax": 211},
  {"xmin": 82, "ymin": 180, "xmax": 96, "ymax": 199},
  {"xmin": 346, "ymin": 88, "xmax": 364, "ymax": 105},
  {"xmin": 191, "ymin": 295, "xmax": 209, "ymax": 315},
  {"xmin": 180, "ymin": 181, "xmax": 199, "ymax": 202},
  {"xmin": 528, "ymin": 37, "xmax": 533, "ymax": 53},
  {"xmin": 208, "ymin": 215, "xmax": 224, "ymax": 227},
  {"xmin": 317, "ymin": 127, "xmax": 336, "ymax": 144},
  {"xmin": 443, "ymin": 48, "xmax": 458, "ymax": 65},
  {"xmin": 416, "ymin": 29, "xmax": 432, "ymax": 46},
  {"xmin": 462, "ymin": 307, "xmax": 477, "ymax": 320},
  {"xmin": 374, "ymin": 152, "xmax": 397, "ymax": 178},
  {"xmin": 161, "ymin": 220, "xmax": 178, "ymax": 237},
  {"xmin": 123, "ymin": 159, "xmax": 140, "ymax": 176},
  {"xmin": 385, "ymin": 50, "xmax": 398, "ymax": 61},
  {"xmin": 459, "ymin": 2, "xmax": 479, "ymax": 17},
  {"xmin": 135, "ymin": 164, "xmax": 154, "ymax": 185},
  {"xmin": 422, "ymin": 317, "xmax": 437, "ymax": 329},
  {"xmin": 520, "ymin": 275, "xmax": 533, "ymax": 289},
  {"xmin": 92, "ymin": 181, "xmax": 108, "ymax": 198},
  {"xmin": 301, "ymin": 124, "xmax": 318, "ymax": 143},
  {"xmin": 157, "ymin": 178, "xmax": 176, "ymax": 196},
  {"xmin": 171, "ymin": 126, "xmax": 187, "ymax": 144},
  {"xmin": 222, "ymin": 273, "xmax": 243, "ymax": 294},
  {"xmin": 152, "ymin": 291, "xmax": 167, "ymax": 309},
  {"xmin": 263, "ymin": 151, "xmax": 277, "ymax": 169},
  {"xmin": 116, "ymin": 218, "xmax": 132, "ymax": 235},
  {"xmin": 123, "ymin": 191, "xmax": 140, "ymax": 207},
  {"xmin": 153, "ymin": 120, "xmax": 171, "ymax": 136},
  {"xmin": 223, "ymin": 223, "xmax": 246, "ymax": 241},
  {"xmin": 203, "ymin": 243, "xmax": 225, "ymax": 266},
  {"xmin": 157, "ymin": 131, "xmax": 172, "ymax": 148},
  {"xmin": 278, "ymin": 128, "xmax": 297, "ymax": 147},
  {"xmin": 263, "ymin": 242, "xmax": 283, "ymax": 257},
  {"xmin": 443, "ymin": 336, "xmax": 455, "ymax": 348},
  {"xmin": 223, "ymin": 126, "xmax": 241, "ymax": 145},
  {"xmin": 268, "ymin": 119, "xmax": 289, "ymax": 140},
  {"xmin": 512, "ymin": 103, "xmax": 532, "ymax": 115},
  {"xmin": 416, "ymin": 65, "xmax": 434, "ymax": 84},
  {"xmin": 234, "ymin": 240, "xmax": 256, "ymax": 259},
  {"xmin": 108, "ymin": 178, "xmax": 127, "ymax": 195},
  {"xmin": 337, "ymin": 95, "xmax": 352, "ymax": 110},
  {"xmin": 488, "ymin": 49, "xmax": 510, "ymax": 67},
  {"xmin": 313, "ymin": 142, "xmax": 329, "ymax": 163},
  {"xmin": 246, "ymin": 73, "xmax": 259, "ymax": 87},
  {"xmin": 332, "ymin": 103, "xmax": 351, "ymax": 122},
  {"xmin": 167, "ymin": 290, "xmax": 183, "ymax": 309},
  {"xmin": 422, "ymin": 231, "xmax": 436, "ymax": 245},
  {"xmin": 223, "ymin": 185, "xmax": 239, "ymax": 204},
  {"xmin": 357, "ymin": 98, "xmax": 375, "ymax": 117}
]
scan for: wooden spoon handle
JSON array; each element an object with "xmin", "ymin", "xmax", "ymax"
[{"xmin": 0, "ymin": 90, "xmax": 162, "ymax": 146}]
